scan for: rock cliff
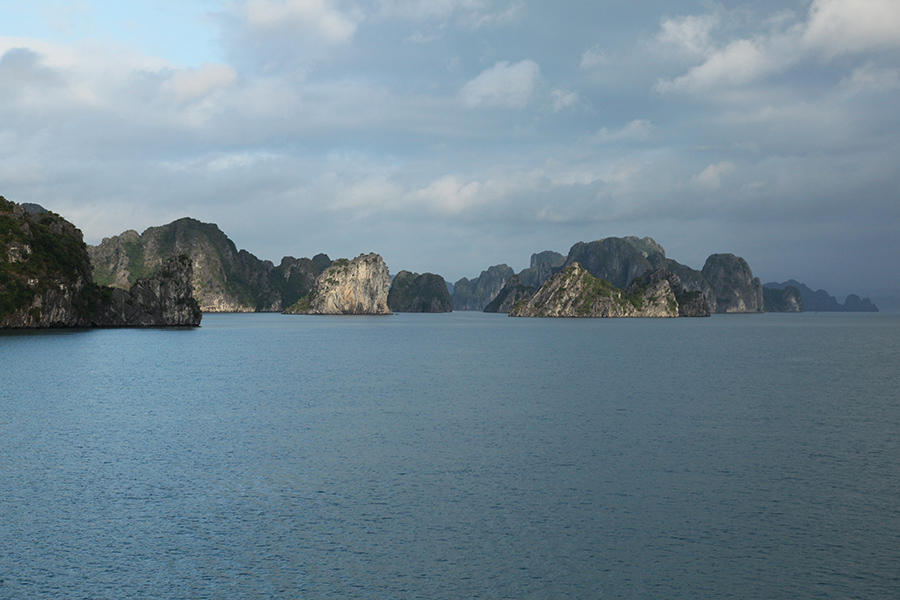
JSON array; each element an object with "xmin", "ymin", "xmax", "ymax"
[
  {"xmin": 284, "ymin": 253, "xmax": 392, "ymax": 315},
  {"xmin": 388, "ymin": 271, "xmax": 452, "ymax": 312},
  {"xmin": 1, "ymin": 196, "xmax": 200, "ymax": 327},
  {"xmin": 701, "ymin": 253, "xmax": 763, "ymax": 313},
  {"xmin": 664, "ymin": 258, "xmax": 718, "ymax": 313},
  {"xmin": 89, "ymin": 218, "xmax": 331, "ymax": 312},
  {"xmin": 509, "ymin": 262, "xmax": 679, "ymax": 318},
  {"xmin": 564, "ymin": 236, "xmax": 666, "ymax": 289},
  {"xmin": 517, "ymin": 251, "xmax": 566, "ymax": 288},
  {"xmin": 93, "ymin": 255, "xmax": 202, "ymax": 326},
  {"xmin": 452, "ymin": 264, "xmax": 515, "ymax": 311},
  {"xmin": 763, "ymin": 285, "xmax": 802, "ymax": 312},
  {"xmin": 626, "ymin": 269, "xmax": 710, "ymax": 317},
  {"xmin": 483, "ymin": 275, "xmax": 536, "ymax": 313}
]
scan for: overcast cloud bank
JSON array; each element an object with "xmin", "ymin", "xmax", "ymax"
[{"xmin": 1, "ymin": 0, "xmax": 897, "ymax": 303}]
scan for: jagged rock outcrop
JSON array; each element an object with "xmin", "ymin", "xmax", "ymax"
[
  {"xmin": 509, "ymin": 262, "xmax": 679, "ymax": 318},
  {"xmin": 563, "ymin": 236, "xmax": 667, "ymax": 289},
  {"xmin": 452, "ymin": 264, "xmax": 515, "ymax": 311},
  {"xmin": 764, "ymin": 280, "xmax": 878, "ymax": 312},
  {"xmin": 284, "ymin": 253, "xmax": 391, "ymax": 315},
  {"xmin": 93, "ymin": 255, "xmax": 202, "ymax": 326},
  {"xmin": 387, "ymin": 271, "xmax": 452, "ymax": 312},
  {"xmin": 664, "ymin": 258, "xmax": 717, "ymax": 313},
  {"xmin": 763, "ymin": 286, "xmax": 802, "ymax": 312},
  {"xmin": 1, "ymin": 197, "xmax": 200, "ymax": 328},
  {"xmin": 89, "ymin": 218, "xmax": 331, "ymax": 312},
  {"xmin": 701, "ymin": 253, "xmax": 763, "ymax": 313},
  {"xmin": 272, "ymin": 254, "xmax": 332, "ymax": 310},
  {"xmin": 517, "ymin": 251, "xmax": 566, "ymax": 288},
  {"xmin": 484, "ymin": 275, "xmax": 536, "ymax": 313},
  {"xmin": 626, "ymin": 269, "xmax": 710, "ymax": 317}
]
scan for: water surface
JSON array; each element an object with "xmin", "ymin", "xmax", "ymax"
[{"xmin": 1, "ymin": 312, "xmax": 898, "ymax": 598}]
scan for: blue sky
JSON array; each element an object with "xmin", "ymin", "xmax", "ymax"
[{"xmin": 1, "ymin": 0, "xmax": 898, "ymax": 303}]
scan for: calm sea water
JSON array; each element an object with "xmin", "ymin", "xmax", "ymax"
[{"xmin": 1, "ymin": 312, "xmax": 898, "ymax": 599}]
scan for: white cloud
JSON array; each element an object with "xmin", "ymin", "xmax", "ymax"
[
  {"xmin": 692, "ymin": 161, "xmax": 735, "ymax": 190},
  {"xmin": 459, "ymin": 59, "xmax": 540, "ymax": 108},
  {"xmin": 550, "ymin": 88, "xmax": 578, "ymax": 112},
  {"xmin": 594, "ymin": 119, "xmax": 653, "ymax": 143},
  {"xmin": 579, "ymin": 45, "xmax": 607, "ymax": 69},
  {"xmin": 377, "ymin": 0, "xmax": 522, "ymax": 28},
  {"xmin": 165, "ymin": 63, "xmax": 237, "ymax": 103},
  {"xmin": 656, "ymin": 13, "xmax": 719, "ymax": 58},
  {"xmin": 840, "ymin": 62, "xmax": 900, "ymax": 93},
  {"xmin": 656, "ymin": 0, "xmax": 900, "ymax": 95},
  {"xmin": 803, "ymin": 0, "xmax": 900, "ymax": 57},
  {"xmin": 411, "ymin": 175, "xmax": 483, "ymax": 214},
  {"xmin": 656, "ymin": 38, "xmax": 774, "ymax": 93},
  {"xmin": 242, "ymin": 0, "xmax": 358, "ymax": 44}
]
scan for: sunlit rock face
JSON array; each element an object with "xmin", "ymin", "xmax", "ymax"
[{"xmin": 285, "ymin": 253, "xmax": 392, "ymax": 315}]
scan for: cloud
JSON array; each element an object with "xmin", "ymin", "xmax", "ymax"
[
  {"xmin": 656, "ymin": 13, "xmax": 719, "ymax": 59},
  {"xmin": 656, "ymin": 38, "xmax": 774, "ymax": 93},
  {"xmin": 840, "ymin": 62, "xmax": 900, "ymax": 93},
  {"xmin": 377, "ymin": 0, "xmax": 522, "ymax": 28},
  {"xmin": 242, "ymin": 0, "xmax": 358, "ymax": 44},
  {"xmin": 410, "ymin": 175, "xmax": 483, "ymax": 214},
  {"xmin": 692, "ymin": 161, "xmax": 735, "ymax": 190},
  {"xmin": 579, "ymin": 45, "xmax": 607, "ymax": 69},
  {"xmin": 459, "ymin": 59, "xmax": 540, "ymax": 108},
  {"xmin": 594, "ymin": 119, "xmax": 653, "ymax": 143},
  {"xmin": 550, "ymin": 88, "xmax": 578, "ymax": 112},
  {"xmin": 656, "ymin": 0, "xmax": 900, "ymax": 94},
  {"xmin": 803, "ymin": 0, "xmax": 900, "ymax": 57},
  {"xmin": 164, "ymin": 63, "xmax": 237, "ymax": 104}
]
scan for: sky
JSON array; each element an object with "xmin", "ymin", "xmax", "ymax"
[{"xmin": 1, "ymin": 0, "xmax": 898, "ymax": 303}]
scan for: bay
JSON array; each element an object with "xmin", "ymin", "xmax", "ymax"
[{"xmin": 1, "ymin": 312, "xmax": 898, "ymax": 599}]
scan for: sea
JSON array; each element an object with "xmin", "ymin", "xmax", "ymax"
[{"xmin": 1, "ymin": 311, "xmax": 898, "ymax": 599}]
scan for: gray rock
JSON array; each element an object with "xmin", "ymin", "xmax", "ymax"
[
  {"xmin": 285, "ymin": 253, "xmax": 392, "ymax": 315},
  {"xmin": 452, "ymin": 264, "xmax": 515, "ymax": 311},
  {"xmin": 388, "ymin": 271, "xmax": 452, "ymax": 312},
  {"xmin": 701, "ymin": 253, "xmax": 763, "ymax": 313},
  {"xmin": 509, "ymin": 262, "xmax": 679, "ymax": 318}
]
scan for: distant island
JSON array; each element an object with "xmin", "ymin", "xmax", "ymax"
[{"xmin": 2, "ymin": 195, "xmax": 880, "ymax": 327}]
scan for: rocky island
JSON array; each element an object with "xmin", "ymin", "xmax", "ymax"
[
  {"xmin": 387, "ymin": 271, "xmax": 452, "ymax": 312},
  {"xmin": 508, "ymin": 263, "xmax": 710, "ymax": 318},
  {"xmin": 284, "ymin": 253, "xmax": 392, "ymax": 315},
  {"xmin": 89, "ymin": 217, "xmax": 332, "ymax": 312},
  {"xmin": 1, "ymin": 197, "xmax": 200, "ymax": 328}
]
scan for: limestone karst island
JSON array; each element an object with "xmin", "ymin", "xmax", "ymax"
[{"xmin": 0, "ymin": 196, "xmax": 878, "ymax": 328}]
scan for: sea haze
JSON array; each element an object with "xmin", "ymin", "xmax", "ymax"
[{"xmin": 1, "ymin": 312, "xmax": 898, "ymax": 598}]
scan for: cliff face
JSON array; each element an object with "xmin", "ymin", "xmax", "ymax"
[
  {"xmin": 94, "ymin": 256, "xmax": 202, "ymax": 326},
  {"xmin": 517, "ymin": 250, "xmax": 566, "ymax": 288},
  {"xmin": 387, "ymin": 271, "xmax": 452, "ymax": 312},
  {"xmin": 763, "ymin": 286, "xmax": 802, "ymax": 312},
  {"xmin": 285, "ymin": 253, "xmax": 392, "ymax": 315},
  {"xmin": 563, "ymin": 236, "xmax": 667, "ymax": 289},
  {"xmin": 701, "ymin": 253, "xmax": 763, "ymax": 313},
  {"xmin": 665, "ymin": 258, "xmax": 717, "ymax": 313},
  {"xmin": 452, "ymin": 264, "xmax": 515, "ymax": 311},
  {"xmin": 627, "ymin": 269, "xmax": 710, "ymax": 317},
  {"xmin": 483, "ymin": 275, "xmax": 536, "ymax": 313},
  {"xmin": 509, "ymin": 263, "xmax": 679, "ymax": 318},
  {"xmin": 1, "ymin": 197, "xmax": 200, "ymax": 327},
  {"xmin": 89, "ymin": 218, "xmax": 331, "ymax": 312}
]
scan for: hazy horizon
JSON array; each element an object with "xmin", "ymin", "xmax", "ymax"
[{"xmin": 2, "ymin": 1, "xmax": 898, "ymax": 302}]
